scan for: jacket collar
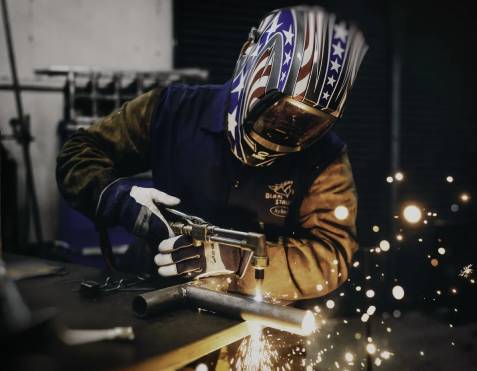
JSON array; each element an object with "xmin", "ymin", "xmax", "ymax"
[{"xmin": 199, "ymin": 81, "xmax": 231, "ymax": 133}]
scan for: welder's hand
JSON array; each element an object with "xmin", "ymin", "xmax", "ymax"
[
  {"xmin": 96, "ymin": 179, "xmax": 180, "ymax": 244},
  {"xmin": 154, "ymin": 235, "xmax": 252, "ymax": 279}
]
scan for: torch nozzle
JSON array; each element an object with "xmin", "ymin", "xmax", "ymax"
[{"xmin": 254, "ymin": 269, "xmax": 264, "ymax": 302}]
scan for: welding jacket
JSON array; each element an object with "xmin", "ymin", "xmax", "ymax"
[{"xmin": 56, "ymin": 82, "xmax": 358, "ymax": 300}]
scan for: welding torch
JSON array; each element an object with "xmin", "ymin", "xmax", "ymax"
[{"xmin": 165, "ymin": 208, "xmax": 269, "ymax": 286}]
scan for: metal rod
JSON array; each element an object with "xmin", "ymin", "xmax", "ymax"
[
  {"xmin": 133, "ymin": 284, "xmax": 316, "ymax": 336},
  {"xmin": 212, "ymin": 227, "xmax": 250, "ymax": 238},
  {"xmin": 208, "ymin": 235, "xmax": 249, "ymax": 249},
  {"xmin": 1, "ymin": 0, "xmax": 43, "ymax": 245},
  {"xmin": 1, "ymin": 0, "xmax": 23, "ymax": 120},
  {"xmin": 0, "ymin": 83, "xmax": 64, "ymax": 92}
]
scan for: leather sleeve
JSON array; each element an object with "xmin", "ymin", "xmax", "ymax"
[
  {"xmin": 236, "ymin": 151, "xmax": 358, "ymax": 300},
  {"xmin": 56, "ymin": 88, "xmax": 159, "ymax": 219}
]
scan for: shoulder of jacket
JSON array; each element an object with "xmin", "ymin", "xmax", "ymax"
[{"xmin": 294, "ymin": 131, "xmax": 346, "ymax": 173}]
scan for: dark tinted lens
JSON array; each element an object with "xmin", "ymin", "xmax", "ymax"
[{"xmin": 252, "ymin": 99, "xmax": 334, "ymax": 149}]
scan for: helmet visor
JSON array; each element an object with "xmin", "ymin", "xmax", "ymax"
[{"xmin": 247, "ymin": 97, "xmax": 336, "ymax": 153}]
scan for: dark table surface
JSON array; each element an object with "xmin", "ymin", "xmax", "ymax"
[{"xmin": 3, "ymin": 254, "xmax": 240, "ymax": 371}]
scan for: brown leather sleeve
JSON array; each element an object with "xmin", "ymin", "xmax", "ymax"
[
  {"xmin": 236, "ymin": 151, "xmax": 358, "ymax": 300},
  {"xmin": 56, "ymin": 88, "xmax": 159, "ymax": 219}
]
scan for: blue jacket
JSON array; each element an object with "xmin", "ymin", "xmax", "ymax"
[{"xmin": 151, "ymin": 82, "xmax": 345, "ymax": 240}]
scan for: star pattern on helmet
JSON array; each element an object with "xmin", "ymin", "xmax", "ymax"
[
  {"xmin": 334, "ymin": 22, "xmax": 348, "ymax": 42},
  {"xmin": 268, "ymin": 16, "xmax": 283, "ymax": 34},
  {"xmin": 231, "ymin": 71, "xmax": 244, "ymax": 95},
  {"xmin": 319, "ymin": 20, "xmax": 349, "ymax": 108},
  {"xmin": 276, "ymin": 11, "xmax": 295, "ymax": 91},
  {"xmin": 284, "ymin": 51, "xmax": 291, "ymax": 65},
  {"xmin": 227, "ymin": 108, "xmax": 238, "ymax": 139},
  {"xmin": 332, "ymin": 42, "xmax": 345, "ymax": 58},
  {"xmin": 330, "ymin": 59, "xmax": 341, "ymax": 72},
  {"xmin": 283, "ymin": 25, "xmax": 294, "ymax": 45}
]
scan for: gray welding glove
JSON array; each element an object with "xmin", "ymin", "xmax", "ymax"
[{"xmin": 154, "ymin": 235, "xmax": 252, "ymax": 279}]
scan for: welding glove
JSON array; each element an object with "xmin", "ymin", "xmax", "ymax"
[
  {"xmin": 154, "ymin": 235, "xmax": 252, "ymax": 279},
  {"xmin": 96, "ymin": 179, "xmax": 180, "ymax": 244}
]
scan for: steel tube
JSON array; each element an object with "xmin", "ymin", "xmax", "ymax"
[
  {"xmin": 132, "ymin": 284, "xmax": 186, "ymax": 318},
  {"xmin": 133, "ymin": 284, "xmax": 315, "ymax": 336}
]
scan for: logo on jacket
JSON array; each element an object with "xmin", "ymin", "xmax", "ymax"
[{"xmin": 265, "ymin": 180, "xmax": 295, "ymax": 218}]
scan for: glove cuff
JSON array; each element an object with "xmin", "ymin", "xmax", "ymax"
[{"xmin": 95, "ymin": 178, "xmax": 130, "ymax": 225}]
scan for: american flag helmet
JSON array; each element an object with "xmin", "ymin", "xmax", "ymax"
[{"xmin": 227, "ymin": 6, "xmax": 368, "ymax": 166}]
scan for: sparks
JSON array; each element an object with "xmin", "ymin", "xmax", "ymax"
[
  {"xmin": 195, "ymin": 363, "xmax": 208, "ymax": 371},
  {"xmin": 394, "ymin": 172, "xmax": 404, "ymax": 181},
  {"xmin": 334, "ymin": 205, "xmax": 349, "ymax": 220},
  {"xmin": 392, "ymin": 285, "xmax": 405, "ymax": 300},
  {"xmin": 366, "ymin": 343, "xmax": 377, "ymax": 355},
  {"xmin": 234, "ymin": 324, "xmax": 278, "ymax": 371},
  {"xmin": 379, "ymin": 240, "xmax": 390, "ymax": 252},
  {"xmin": 459, "ymin": 264, "xmax": 473, "ymax": 278},
  {"xmin": 326, "ymin": 299, "xmax": 335, "ymax": 309},
  {"xmin": 460, "ymin": 193, "xmax": 470, "ymax": 203},
  {"xmin": 403, "ymin": 204, "xmax": 422, "ymax": 224}
]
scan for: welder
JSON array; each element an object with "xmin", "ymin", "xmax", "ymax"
[{"xmin": 56, "ymin": 6, "xmax": 367, "ymax": 301}]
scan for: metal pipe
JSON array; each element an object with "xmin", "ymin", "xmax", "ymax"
[
  {"xmin": 133, "ymin": 284, "xmax": 316, "ymax": 336},
  {"xmin": 1, "ymin": 0, "xmax": 43, "ymax": 245},
  {"xmin": 1, "ymin": 0, "xmax": 23, "ymax": 121},
  {"xmin": 133, "ymin": 284, "xmax": 186, "ymax": 318}
]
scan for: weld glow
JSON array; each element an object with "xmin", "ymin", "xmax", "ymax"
[
  {"xmin": 301, "ymin": 311, "xmax": 317, "ymax": 336},
  {"xmin": 254, "ymin": 288, "xmax": 263, "ymax": 302}
]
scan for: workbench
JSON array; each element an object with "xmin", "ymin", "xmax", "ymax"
[
  {"xmin": 6, "ymin": 254, "xmax": 476, "ymax": 371},
  {"xmin": 3, "ymin": 254, "xmax": 251, "ymax": 371}
]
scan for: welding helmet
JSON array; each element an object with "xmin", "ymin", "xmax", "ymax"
[{"xmin": 226, "ymin": 6, "xmax": 368, "ymax": 166}]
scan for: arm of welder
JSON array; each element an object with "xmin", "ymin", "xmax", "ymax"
[
  {"xmin": 237, "ymin": 151, "xmax": 358, "ymax": 300},
  {"xmin": 56, "ymin": 88, "xmax": 159, "ymax": 219}
]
